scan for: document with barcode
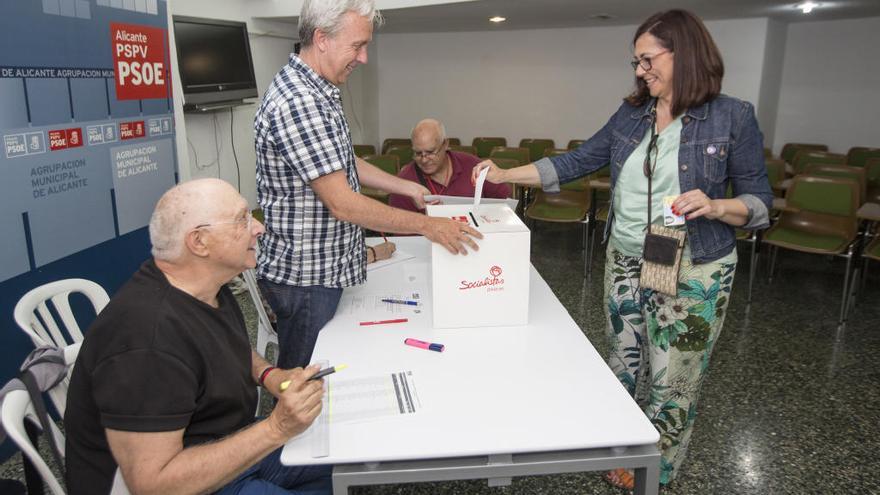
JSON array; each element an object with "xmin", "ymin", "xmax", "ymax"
[{"xmin": 328, "ymin": 371, "xmax": 422, "ymax": 424}]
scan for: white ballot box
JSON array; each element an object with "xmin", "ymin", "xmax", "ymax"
[{"xmin": 426, "ymin": 204, "xmax": 530, "ymax": 328}]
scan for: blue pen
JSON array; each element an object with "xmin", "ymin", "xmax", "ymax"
[{"xmin": 381, "ymin": 299, "xmax": 419, "ymax": 306}]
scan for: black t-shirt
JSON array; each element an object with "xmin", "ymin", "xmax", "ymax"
[{"xmin": 64, "ymin": 259, "xmax": 257, "ymax": 495}]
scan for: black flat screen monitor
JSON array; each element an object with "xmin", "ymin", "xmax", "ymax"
[{"xmin": 173, "ymin": 16, "xmax": 258, "ymax": 109}]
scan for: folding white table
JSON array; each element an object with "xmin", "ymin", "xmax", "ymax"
[{"xmin": 281, "ymin": 237, "xmax": 660, "ymax": 494}]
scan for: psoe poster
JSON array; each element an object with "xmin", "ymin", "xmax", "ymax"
[{"xmin": 0, "ymin": 0, "xmax": 176, "ymax": 283}]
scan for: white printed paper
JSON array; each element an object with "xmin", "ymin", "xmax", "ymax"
[{"xmin": 329, "ymin": 371, "xmax": 422, "ymax": 423}]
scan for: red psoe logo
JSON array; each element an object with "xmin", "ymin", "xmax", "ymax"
[
  {"xmin": 110, "ymin": 22, "xmax": 168, "ymax": 100},
  {"xmin": 490, "ymin": 265, "xmax": 502, "ymax": 277},
  {"xmin": 119, "ymin": 121, "xmax": 146, "ymax": 140},
  {"xmin": 48, "ymin": 128, "xmax": 84, "ymax": 151}
]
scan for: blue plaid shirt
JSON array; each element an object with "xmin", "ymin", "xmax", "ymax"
[{"xmin": 254, "ymin": 54, "xmax": 365, "ymax": 288}]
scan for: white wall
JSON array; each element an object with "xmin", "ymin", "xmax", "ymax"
[
  {"xmin": 756, "ymin": 18, "xmax": 787, "ymax": 151},
  {"xmin": 773, "ymin": 16, "xmax": 880, "ymax": 155},
  {"xmin": 374, "ymin": 18, "xmax": 771, "ymax": 148},
  {"xmin": 169, "ymin": 0, "xmax": 296, "ymax": 205}
]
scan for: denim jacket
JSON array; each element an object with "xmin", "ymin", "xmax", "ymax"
[{"xmin": 534, "ymin": 94, "xmax": 773, "ymax": 264}]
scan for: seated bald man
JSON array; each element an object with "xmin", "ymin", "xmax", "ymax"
[
  {"xmin": 64, "ymin": 178, "xmax": 332, "ymax": 495},
  {"xmin": 389, "ymin": 119, "xmax": 510, "ymax": 212}
]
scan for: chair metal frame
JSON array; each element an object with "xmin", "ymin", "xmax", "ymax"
[{"xmin": 765, "ymin": 176, "xmax": 860, "ymax": 323}]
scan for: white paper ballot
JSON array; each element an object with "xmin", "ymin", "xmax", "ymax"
[
  {"xmin": 328, "ymin": 371, "xmax": 422, "ymax": 424},
  {"xmin": 473, "ymin": 166, "xmax": 489, "ymax": 210}
]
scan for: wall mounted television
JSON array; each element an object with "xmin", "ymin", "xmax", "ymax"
[{"xmin": 172, "ymin": 16, "xmax": 258, "ymax": 111}]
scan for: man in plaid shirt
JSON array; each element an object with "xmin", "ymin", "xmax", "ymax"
[{"xmin": 255, "ymin": 0, "xmax": 481, "ymax": 370}]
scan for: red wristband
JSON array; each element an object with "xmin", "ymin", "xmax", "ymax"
[{"xmin": 258, "ymin": 366, "xmax": 276, "ymax": 386}]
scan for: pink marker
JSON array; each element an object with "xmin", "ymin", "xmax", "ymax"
[{"xmin": 404, "ymin": 338, "xmax": 445, "ymax": 352}]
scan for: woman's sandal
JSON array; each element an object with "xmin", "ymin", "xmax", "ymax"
[{"xmin": 604, "ymin": 468, "xmax": 635, "ymax": 491}]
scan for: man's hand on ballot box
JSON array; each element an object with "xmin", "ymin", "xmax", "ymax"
[{"xmin": 421, "ymin": 216, "xmax": 482, "ymax": 255}]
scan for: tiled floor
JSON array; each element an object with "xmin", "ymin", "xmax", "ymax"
[{"xmin": 3, "ymin": 222, "xmax": 879, "ymax": 494}]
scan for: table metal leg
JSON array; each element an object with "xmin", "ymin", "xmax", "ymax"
[
  {"xmin": 633, "ymin": 459, "xmax": 661, "ymax": 495},
  {"xmin": 331, "ymin": 444, "xmax": 660, "ymax": 495}
]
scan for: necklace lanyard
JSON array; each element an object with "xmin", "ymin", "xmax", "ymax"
[
  {"xmin": 644, "ymin": 102, "xmax": 660, "ymax": 230},
  {"xmin": 417, "ymin": 164, "xmax": 450, "ymax": 196}
]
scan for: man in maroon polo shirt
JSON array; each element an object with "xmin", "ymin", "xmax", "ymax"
[{"xmin": 389, "ymin": 119, "xmax": 510, "ymax": 212}]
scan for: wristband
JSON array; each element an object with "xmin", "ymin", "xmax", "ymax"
[
  {"xmin": 258, "ymin": 366, "xmax": 276, "ymax": 386},
  {"xmin": 367, "ymin": 246, "xmax": 376, "ymax": 262}
]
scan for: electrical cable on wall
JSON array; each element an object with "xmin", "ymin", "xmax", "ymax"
[
  {"xmin": 186, "ymin": 114, "xmax": 222, "ymax": 173},
  {"xmin": 230, "ymin": 107, "xmax": 241, "ymax": 192},
  {"xmin": 213, "ymin": 113, "xmax": 222, "ymax": 179}
]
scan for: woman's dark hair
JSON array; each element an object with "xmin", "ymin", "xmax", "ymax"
[{"xmin": 625, "ymin": 10, "xmax": 724, "ymax": 117}]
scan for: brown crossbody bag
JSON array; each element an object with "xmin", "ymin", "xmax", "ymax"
[{"xmin": 640, "ymin": 104, "xmax": 686, "ymax": 296}]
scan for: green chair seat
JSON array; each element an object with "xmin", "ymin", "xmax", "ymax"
[
  {"xmin": 764, "ymin": 226, "xmax": 850, "ymax": 253},
  {"xmin": 525, "ymin": 190, "xmax": 588, "ymax": 222}
]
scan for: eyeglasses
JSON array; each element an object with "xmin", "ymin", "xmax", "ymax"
[
  {"xmin": 413, "ymin": 142, "xmax": 446, "ymax": 159},
  {"xmin": 194, "ymin": 210, "xmax": 253, "ymax": 231},
  {"xmin": 630, "ymin": 49, "xmax": 669, "ymax": 71}
]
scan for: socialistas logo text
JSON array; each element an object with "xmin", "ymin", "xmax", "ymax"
[{"xmin": 459, "ymin": 266, "xmax": 505, "ymax": 291}]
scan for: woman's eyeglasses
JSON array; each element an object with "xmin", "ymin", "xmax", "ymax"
[{"xmin": 631, "ymin": 50, "xmax": 669, "ymax": 71}]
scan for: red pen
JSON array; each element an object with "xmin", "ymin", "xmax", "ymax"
[{"xmin": 359, "ymin": 318, "xmax": 408, "ymax": 326}]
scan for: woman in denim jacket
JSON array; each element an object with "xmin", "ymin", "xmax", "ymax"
[{"xmin": 474, "ymin": 9, "xmax": 773, "ymax": 489}]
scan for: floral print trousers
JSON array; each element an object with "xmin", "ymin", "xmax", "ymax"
[{"xmin": 604, "ymin": 246, "xmax": 736, "ymax": 485}]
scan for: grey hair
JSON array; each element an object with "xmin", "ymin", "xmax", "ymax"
[
  {"xmin": 411, "ymin": 118, "xmax": 447, "ymax": 144},
  {"xmin": 149, "ymin": 178, "xmax": 228, "ymax": 261},
  {"xmin": 298, "ymin": 0, "xmax": 383, "ymax": 47}
]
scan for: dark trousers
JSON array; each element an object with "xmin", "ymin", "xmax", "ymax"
[
  {"xmin": 216, "ymin": 447, "xmax": 332, "ymax": 495},
  {"xmin": 258, "ymin": 280, "xmax": 343, "ymax": 369}
]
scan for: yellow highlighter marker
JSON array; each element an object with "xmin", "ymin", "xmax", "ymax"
[{"xmin": 279, "ymin": 364, "xmax": 348, "ymax": 392}]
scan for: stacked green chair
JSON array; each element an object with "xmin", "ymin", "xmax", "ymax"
[
  {"xmin": 865, "ymin": 157, "xmax": 880, "ymax": 203},
  {"xmin": 763, "ymin": 147, "xmax": 774, "ymax": 159},
  {"xmin": 846, "ymin": 147, "xmax": 880, "ymax": 169},
  {"xmin": 765, "ymin": 159, "xmax": 786, "ymax": 195},
  {"xmin": 381, "ymin": 138, "xmax": 411, "ymax": 155},
  {"xmin": 491, "ymin": 157, "xmax": 520, "ymax": 170},
  {"xmin": 449, "ymin": 144, "xmax": 478, "ymax": 157},
  {"xmin": 472, "ymin": 137, "xmax": 507, "ymax": 158},
  {"xmin": 567, "ymin": 139, "xmax": 586, "ymax": 150},
  {"xmin": 524, "ymin": 160, "xmax": 591, "ymax": 256},
  {"xmin": 385, "ymin": 145, "xmax": 414, "ymax": 168},
  {"xmin": 360, "ymin": 154, "xmax": 400, "ymax": 203},
  {"xmin": 519, "ymin": 139, "xmax": 555, "ymax": 162},
  {"xmin": 803, "ymin": 164, "xmax": 867, "ymax": 206},
  {"xmin": 447, "ymin": 138, "xmax": 461, "ymax": 146},
  {"xmin": 791, "ymin": 150, "xmax": 846, "ymax": 174},
  {"xmin": 763, "ymin": 175, "xmax": 860, "ymax": 323},
  {"xmin": 489, "ymin": 146, "xmax": 530, "ymax": 165},
  {"xmin": 780, "ymin": 142, "xmax": 828, "ymax": 165},
  {"xmin": 489, "ymin": 147, "xmax": 530, "ymax": 205},
  {"xmin": 353, "ymin": 144, "xmax": 376, "ymax": 157}
]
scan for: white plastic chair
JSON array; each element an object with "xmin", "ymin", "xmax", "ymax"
[
  {"xmin": 1, "ymin": 389, "xmax": 67, "ymax": 495},
  {"xmin": 14, "ymin": 279, "xmax": 110, "ymax": 348},
  {"xmin": 1, "ymin": 386, "xmax": 131, "ymax": 495},
  {"xmin": 242, "ymin": 269, "xmax": 278, "ymax": 362},
  {"xmin": 241, "ymin": 269, "xmax": 278, "ymax": 411}
]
